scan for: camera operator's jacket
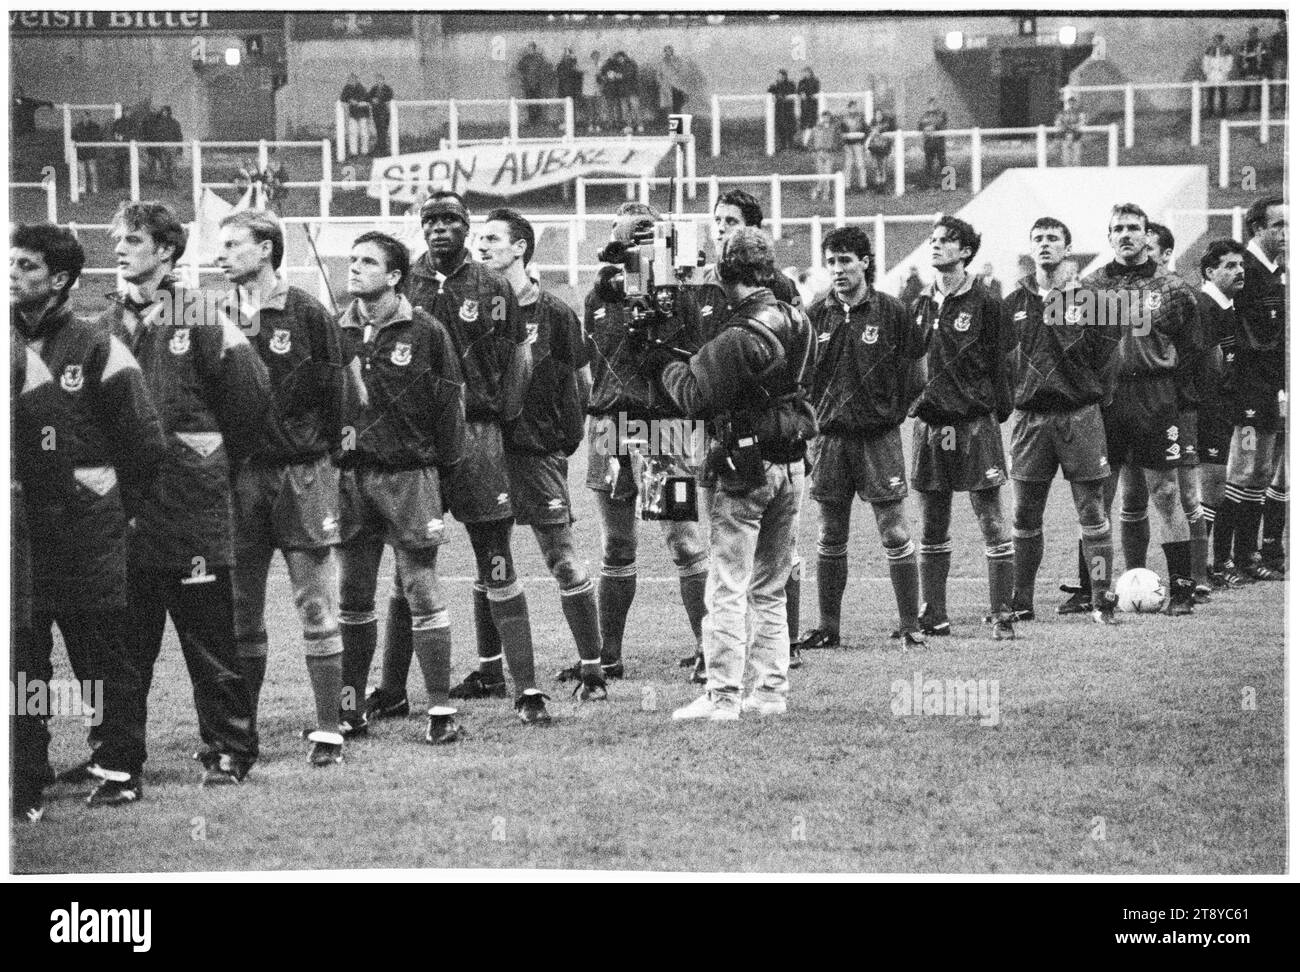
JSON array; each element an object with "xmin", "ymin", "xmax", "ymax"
[
  {"xmin": 584, "ymin": 282, "xmax": 726, "ymax": 419},
  {"xmin": 98, "ymin": 280, "xmax": 272, "ymax": 573},
  {"xmin": 656, "ymin": 287, "xmax": 817, "ymax": 470},
  {"xmin": 15, "ymin": 300, "xmax": 166, "ymax": 612},
  {"xmin": 336, "ymin": 295, "xmax": 466, "ymax": 475},
  {"xmin": 409, "ymin": 248, "xmax": 529, "ymax": 425},
  {"xmin": 807, "ymin": 287, "xmax": 923, "ymax": 438},
  {"xmin": 908, "ymin": 273, "xmax": 1011, "ymax": 425}
]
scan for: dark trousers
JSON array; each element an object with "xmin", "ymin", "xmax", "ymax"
[
  {"xmin": 31, "ymin": 608, "xmax": 148, "ymax": 776},
  {"xmin": 12, "ymin": 624, "xmax": 54, "ymax": 804},
  {"xmin": 923, "ymin": 140, "xmax": 946, "ymax": 185},
  {"xmin": 1241, "ymin": 76, "xmax": 1263, "ymax": 111},
  {"xmin": 373, "ymin": 109, "xmax": 390, "ymax": 153},
  {"xmin": 125, "ymin": 566, "xmax": 257, "ymax": 763}
]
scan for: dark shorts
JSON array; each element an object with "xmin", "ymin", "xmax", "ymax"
[
  {"xmin": 1010, "ymin": 404, "xmax": 1110, "ymax": 483},
  {"xmin": 506, "ymin": 451, "xmax": 573, "ymax": 527},
  {"xmin": 584, "ymin": 414, "xmax": 706, "ymax": 504},
  {"xmin": 1199, "ymin": 405, "xmax": 1233, "ymax": 465},
  {"xmin": 1233, "ymin": 385, "xmax": 1282, "ymax": 433},
  {"xmin": 234, "ymin": 454, "xmax": 342, "ymax": 551},
  {"xmin": 810, "ymin": 428, "xmax": 908, "ymax": 504},
  {"xmin": 447, "ymin": 419, "xmax": 514, "ymax": 523},
  {"xmin": 340, "ymin": 466, "xmax": 446, "ymax": 549},
  {"xmin": 1103, "ymin": 379, "xmax": 1181, "ymax": 472},
  {"xmin": 910, "ymin": 413, "xmax": 1008, "ymax": 493},
  {"xmin": 1176, "ymin": 410, "xmax": 1199, "ymax": 468}
]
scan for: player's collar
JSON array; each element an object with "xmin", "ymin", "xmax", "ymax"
[
  {"xmin": 1200, "ymin": 281, "xmax": 1234, "ymax": 309},
  {"xmin": 238, "ymin": 277, "xmax": 289, "ymax": 312},
  {"xmin": 925, "ymin": 270, "xmax": 973, "ymax": 301},
  {"xmin": 341, "ymin": 293, "xmax": 413, "ymax": 331},
  {"xmin": 1246, "ymin": 239, "xmax": 1280, "ymax": 274}
]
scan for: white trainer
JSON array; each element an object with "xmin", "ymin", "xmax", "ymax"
[
  {"xmin": 741, "ymin": 694, "xmax": 787, "ymax": 716},
  {"xmin": 671, "ymin": 693, "xmax": 740, "ymax": 722}
]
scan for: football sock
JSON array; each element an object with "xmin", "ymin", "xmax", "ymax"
[
  {"xmin": 305, "ymin": 650, "xmax": 344, "ymax": 734},
  {"xmin": 1012, "ymin": 528, "xmax": 1044, "ymax": 612},
  {"xmin": 677, "ymin": 559, "xmax": 708, "ymax": 646},
  {"xmin": 597, "ymin": 561, "xmax": 636, "ymax": 665},
  {"xmin": 1119, "ymin": 508, "xmax": 1149, "ymax": 570},
  {"xmin": 1233, "ymin": 488, "xmax": 1265, "ymax": 563},
  {"xmin": 785, "ymin": 557, "xmax": 802, "ymax": 644},
  {"xmin": 238, "ymin": 651, "xmax": 267, "ymax": 731},
  {"xmin": 339, "ymin": 615, "xmax": 378, "ymax": 720},
  {"xmin": 487, "ymin": 581, "xmax": 536, "ymax": 692},
  {"xmin": 1076, "ymin": 538, "xmax": 1091, "ymax": 592},
  {"xmin": 985, "ymin": 540, "xmax": 1015, "ymax": 614},
  {"xmin": 378, "ymin": 595, "xmax": 413, "ymax": 697},
  {"xmin": 1187, "ymin": 507, "xmax": 1209, "ymax": 586},
  {"xmin": 816, "ymin": 542, "xmax": 849, "ymax": 633},
  {"xmin": 1201, "ymin": 502, "xmax": 1217, "ymax": 561},
  {"xmin": 1082, "ymin": 519, "xmax": 1114, "ymax": 603},
  {"xmin": 1162, "ymin": 539, "xmax": 1193, "ymax": 586},
  {"xmin": 1215, "ymin": 486, "xmax": 1242, "ymax": 565},
  {"xmin": 1261, "ymin": 488, "xmax": 1287, "ymax": 561},
  {"xmin": 885, "ymin": 540, "xmax": 920, "ymax": 634},
  {"xmin": 559, "ymin": 579, "xmax": 603, "ymax": 674},
  {"xmin": 472, "ymin": 583, "xmax": 505, "ymax": 683},
  {"xmin": 412, "ymin": 624, "xmax": 453, "ymax": 708},
  {"xmin": 919, "ymin": 540, "xmax": 952, "ymax": 620}
]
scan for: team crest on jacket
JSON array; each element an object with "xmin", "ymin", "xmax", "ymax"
[
  {"xmin": 953, "ymin": 312, "xmax": 972, "ymax": 332},
  {"xmin": 269, "ymin": 328, "xmax": 292, "ymax": 354},
  {"xmin": 391, "ymin": 342, "xmax": 412, "ymax": 366},
  {"xmin": 525, "ymin": 322, "xmax": 539, "ymax": 345},
  {"xmin": 459, "ymin": 299, "xmax": 479, "ymax": 323},
  {"xmin": 1064, "ymin": 305, "xmax": 1082, "ymax": 325},
  {"xmin": 1145, "ymin": 292, "xmax": 1162, "ymax": 311},
  {"xmin": 60, "ymin": 364, "xmax": 84, "ymax": 392},
  {"xmin": 169, "ymin": 328, "xmax": 191, "ymax": 355},
  {"xmin": 862, "ymin": 325, "xmax": 879, "ymax": 344}
]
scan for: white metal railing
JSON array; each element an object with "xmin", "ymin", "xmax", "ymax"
[
  {"xmin": 10, "ymin": 173, "xmax": 59, "ymax": 222},
  {"xmin": 708, "ymin": 92, "xmax": 877, "ymax": 159},
  {"xmin": 58, "ymin": 102, "xmax": 122, "ymax": 168},
  {"xmin": 1164, "ymin": 207, "xmax": 1248, "ymax": 249},
  {"xmin": 1218, "ymin": 119, "xmax": 1287, "ymax": 188},
  {"xmin": 1062, "ymin": 79, "xmax": 1288, "ymax": 148},
  {"xmin": 336, "ymin": 97, "xmax": 576, "ymax": 161}
]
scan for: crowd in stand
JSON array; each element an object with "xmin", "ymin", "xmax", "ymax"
[
  {"xmin": 69, "ymin": 102, "xmax": 184, "ymax": 195},
  {"xmin": 1201, "ymin": 20, "xmax": 1287, "ymax": 117}
]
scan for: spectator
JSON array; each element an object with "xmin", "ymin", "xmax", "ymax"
[
  {"xmin": 154, "ymin": 106, "xmax": 182, "ymax": 188},
  {"xmin": 140, "ymin": 109, "xmax": 166, "ymax": 182},
  {"xmin": 840, "ymin": 99, "xmax": 868, "ymax": 192},
  {"xmin": 658, "ymin": 45, "xmax": 696, "ymax": 117},
  {"xmin": 976, "ymin": 261, "xmax": 1002, "ymax": 301},
  {"xmin": 341, "ymin": 72, "xmax": 371, "ymax": 157},
  {"xmin": 810, "ymin": 109, "xmax": 842, "ymax": 201},
  {"xmin": 369, "ymin": 73, "xmax": 394, "ymax": 154},
  {"xmin": 1202, "ymin": 33, "xmax": 1234, "ymax": 118},
  {"xmin": 1054, "ymin": 95, "xmax": 1086, "ymax": 166},
  {"xmin": 107, "ymin": 112, "xmax": 135, "ymax": 190},
  {"xmin": 639, "ymin": 60, "xmax": 662, "ymax": 128},
  {"xmin": 11, "ymin": 85, "xmax": 54, "ymax": 137},
  {"xmin": 599, "ymin": 51, "xmax": 642, "ymax": 132},
  {"xmin": 517, "ymin": 41, "xmax": 553, "ymax": 125},
  {"xmin": 71, "ymin": 111, "xmax": 101, "ymax": 195},
  {"xmin": 556, "ymin": 48, "xmax": 582, "ymax": 130},
  {"xmin": 1269, "ymin": 18, "xmax": 1287, "ymax": 108},
  {"xmin": 899, "ymin": 265, "xmax": 924, "ymax": 306},
  {"xmin": 866, "ymin": 108, "xmax": 896, "ymax": 192},
  {"xmin": 796, "ymin": 67, "xmax": 821, "ymax": 148},
  {"xmin": 1238, "ymin": 26, "xmax": 1267, "ymax": 112},
  {"xmin": 583, "ymin": 50, "xmax": 604, "ymax": 133},
  {"xmin": 769, "ymin": 69, "xmax": 798, "ymax": 151},
  {"xmin": 917, "ymin": 96, "xmax": 948, "ymax": 189}
]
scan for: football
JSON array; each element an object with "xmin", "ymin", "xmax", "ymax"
[{"xmin": 1115, "ymin": 567, "xmax": 1167, "ymax": 612}]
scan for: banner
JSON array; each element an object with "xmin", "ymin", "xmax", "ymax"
[
  {"xmin": 290, "ymin": 13, "xmax": 414, "ymax": 40},
  {"xmin": 368, "ymin": 138, "xmax": 675, "ymax": 204}
]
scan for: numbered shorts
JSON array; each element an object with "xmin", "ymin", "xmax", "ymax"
[
  {"xmin": 506, "ymin": 450, "xmax": 573, "ymax": 527},
  {"xmin": 810, "ymin": 428, "xmax": 908, "ymax": 504},
  {"xmin": 446, "ymin": 418, "xmax": 514, "ymax": 523},
  {"xmin": 910, "ymin": 413, "xmax": 1008, "ymax": 493},
  {"xmin": 1198, "ymin": 405, "xmax": 1233, "ymax": 465},
  {"xmin": 1010, "ymin": 405, "xmax": 1109, "ymax": 483},
  {"xmin": 1175, "ymin": 410, "xmax": 1200, "ymax": 468},
  {"xmin": 340, "ymin": 466, "xmax": 447, "ymax": 549},
  {"xmin": 1103, "ymin": 380, "xmax": 1181, "ymax": 472},
  {"xmin": 234, "ymin": 454, "xmax": 342, "ymax": 551}
]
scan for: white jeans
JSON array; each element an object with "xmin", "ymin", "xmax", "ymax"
[
  {"xmin": 346, "ymin": 115, "xmax": 371, "ymax": 157},
  {"xmin": 701, "ymin": 461, "xmax": 803, "ymax": 700}
]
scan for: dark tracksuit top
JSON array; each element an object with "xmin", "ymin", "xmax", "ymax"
[
  {"xmin": 1236, "ymin": 243, "xmax": 1286, "ymax": 408},
  {"xmin": 1194, "ymin": 285, "xmax": 1236, "ymax": 427},
  {"xmin": 14, "ymin": 301, "xmax": 166, "ymax": 612},
  {"xmin": 807, "ymin": 287, "xmax": 924, "ymax": 438},
  {"xmin": 234, "ymin": 280, "xmax": 346, "ymax": 465},
  {"xmin": 509, "ymin": 280, "xmax": 587, "ymax": 457},
  {"xmin": 1003, "ymin": 274, "xmax": 1119, "ymax": 413},
  {"xmin": 408, "ymin": 248, "xmax": 529, "ymax": 425},
  {"xmin": 337, "ymin": 295, "xmax": 466, "ymax": 474},
  {"xmin": 98, "ymin": 282, "xmax": 272, "ymax": 573},
  {"xmin": 908, "ymin": 273, "xmax": 1011, "ymax": 425}
]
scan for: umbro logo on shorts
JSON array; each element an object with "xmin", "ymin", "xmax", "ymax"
[
  {"xmin": 169, "ymin": 328, "xmax": 191, "ymax": 355},
  {"xmin": 889, "ymin": 476, "xmax": 901, "ymax": 487},
  {"xmin": 1166, "ymin": 426, "xmax": 1179, "ymax": 442},
  {"xmin": 321, "ymin": 515, "xmax": 338, "ymax": 534},
  {"xmin": 701, "ymin": 306, "xmax": 713, "ymax": 316},
  {"xmin": 985, "ymin": 467, "xmax": 999, "ymax": 478},
  {"xmin": 594, "ymin": 307, "xmax": 607, "ymax": 320},
  {"xmin": 1014, "ymin": 310, "xmax": 1028, "ymax": 321},
  {"xmin": 497, "ymin": 493, "xmax": 509, "ymax": 505},
  {"xmin": 426, "ymin": 517, "xmax": 443, "ymax": 537},
  {"xmin": 547, "ymin": 498, "xmax": 565, "ymax": 509}
]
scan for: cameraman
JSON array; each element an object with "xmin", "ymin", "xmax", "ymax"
[
  {"xmin": 578, "ymin": 202, "xmax": 726, "ymax": 680},
  {"xmin": 644, "ymin": 227, "xmax": 816, "ymax": 720}
]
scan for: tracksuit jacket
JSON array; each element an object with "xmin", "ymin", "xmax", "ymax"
[
  {"xmin": 908, "ymin": 273, "xmax": 1011, "ymax": 424},
  {"xmin": 509, "ymin": 281, "xmax": 587, "ymax": 457}
]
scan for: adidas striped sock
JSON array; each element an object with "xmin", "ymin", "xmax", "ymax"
[
  {"xmin": 816, "ymin": 542, "xmax": 849, "ymax": 634},
  {"xmin": 1119, "ymin": 507, "xmax": 1149, "ymax": 571},
  {"xmin": 472, "ymin": 583, "xmax": 505, "ymax": 683},
  {"xmin": 487, "ymin": 580, "xmax": 536, "ymax": 693},
  {"xmin": 597, "ymin": 561, "xmax": 636, "ymax": 665},
  {"xmin": 1012, "ymin": 528, "xmax": 1044, "ymax": 612},
  {"xmin": 1233, "ymin": 487, "xmax": 1266, "ymax": 563},
  {"xmin": 1082, "ymin": 518, "xmax": 1114, "ymax": 604},
  {"xmin": 1187, "ymin": 505, "xmax": 1209, "ymax": 586},
  {"xmin": 919, "ymin": 540, "xmax": 952, "ymax": 620},
  {"xmin": 1261, "ymin": 487, "xmax": 1287, "ymax": 560},
  {"xmin": 1215, "ymin": 485, "xmax": 1244, "ymax": 566},
  {"xmin": 986, "ymin": 539, "xmax": 1015, "ymax": 615},
  {"xmin": 885, "ymin": 540, "xmax": 920, "ymax": 634},
  {"xmin": 560, "ymin": 579, "xmax": 603, "ymax": 674}
]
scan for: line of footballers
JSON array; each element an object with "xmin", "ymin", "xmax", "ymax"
[{"xmin": 10, "ymin": 189, "xmax": 1285, "ymax": 816}]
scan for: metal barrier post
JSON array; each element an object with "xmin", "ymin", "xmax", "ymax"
[
  {"xmin": 874, "ymin": 213, "xmax": 886, "ymax": 273},
  {"xmin": 1232, "ymin": 205, "xmax": 1244, "ymax": 241},
  {"xmin": 335, "ymin": 101, "xmax": 346, "ymax": 163},
  {"xmin": 639, "ymin": 171, "xmax": 651, "ymax": 204},
  {"xmin": 320, "ymin": 140, "xmax": 333, "ymax": 217},
  {"xmin": 1260, "ymin": 81, "xmax": 1270, "ymax": 143},
  {"xmin": 833, "ymin": 172, "xmax": 845, "ymax": 227},
  {"xmin": 770, "ymin": 173, "xmax": 782, "ymax": 241},
  {"xmin": 1219, "ymin": 119, "xmax": 1230, "ymax": 189},
  {"xmin": 45, "ymin": 174, "xmax": 58, "ymax": 222},
  {"xmin": 448, "ymin": 100, "xmax": 459, "ymax": 147},
  {"xmin": 1123, "ymin": 83, "xmax": 1135, "ymax": 148},
  {"xmin": 1190, "ymin": 82, "xmax": 1201, "ymax": 146},
  {"xmin": 508, "ymin": 98, "xmax": 520, "ymax": 141},
  {"xmin": 765, "ymin": 94, "xmax": 775, "ymax": 156},
  {"xmin": 69, "ymin": 144, "xmax": 80, "ymax": 202},
  {"xmin": 129, "ymin": 140, "xmax": 140, "ymax": 201},
  {"xmin": 970, "ymin": 128, "xmax": 982, "ymax": 193},
  {"xmin": 62, "ymin": 104, "xmax": 74, "ymax": 168},
  {"xmin": 564, "ymin": 97, "xmax": 575, "ymax": 141},
  {"xmin": 707, "ymin": 175, "xmax": 719, "ymax": 215},
  {"xmin": 711, "ymin": 95, "xmax": 721, "ymax": 157},
  {"xmin": 893, "ymin": 129, "xmax": 905, "ymax": 196},
  {"xmin": 191, "ymin": 139, "xmax": 202, "ymax": 217},
  {"xmin": 380, "ymin": 180, "xmax": 391, "ymax": 218},
  {"xmin": 575, "ymin": 178, "xmax": 587, "ymax": 241},
  {"xmin": 257, "ymin": 139, "xmax": 269, "ymax": 174},
  {"xmin": 1036, "ymin": 125, "xmax": 1048, "ymax": 168},
  {"xmin": 863, "ymin": 90, "xmax": 874, "ymax": 122},
  {"xmin": 389, "ymin": 102, "xmax": 400, "ymax": 157},
  {"xmin": 685, "ymin": 135, "xmax": 697, "ymax": 200},
  {"xmin": 809, "ymin": 215, "xmax": 822, "ymax": 265},
  {"xmin": 568, "ymin": 220, "xmax": 579, "ymax": 288},
  {"xmin": 1108, "ymin": 123, "xmax": 1119, "ymax": 167}
]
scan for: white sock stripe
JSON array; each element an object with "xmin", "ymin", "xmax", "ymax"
[
  {"xmin": 1200, "ymin": 507, "xmax": 1216, "ymax": 521},
  {"xmin": 601, "ymin": 563, "xmax": 638, "ymax": 579},
  {"xmin": 472, "ymin": 582, "xmax": 488, "ymax": 595},
  {"xmin": 339, "ymin": 611, "xmax": 378, "ymax": 625},
  {"xmin": 677, "ymin": 559, "xmax": 708, "ymax": 578},
  {"xmin": 1266, "ymin": 488, "xmax": 1288, "ymax": 502},
  {"xmin": 1223, "ymin": 484, "xmax": 1246, "ymax": 502},
  {"xmin": 1081, "ymin": 520, "xmax": 1111, "ymax": 540},
  {"xmin": 485, "ymin": 579, "xmax": 525, "ymax": 601},
  {"xmin": 919, "ymin": 541, "xmax": 953, "ymax": 555},
  {"xmin": 1119, "ymin": 509, "xmax": 1149, "ymax": 523},
  {"xmin": 1013, "ymin": 528, "xmax": 1043, "ymax": 540},
  {"xmin": 1241, "ymin": 488, "xmax": 1266, "ymax": 503},
  {"xmin": 817, "ymin": 544, "xmax": 849, "ymax": 559},
  {"xmin": 560, "ymin": 579, "xmax": 594, "ymax": 597},
  {"xmin": 412, "ymin": 607, "xmax": 451, "ymax": 630},
  {"xmin": 985, "ymin": 541, "xmax": 1014, "ymax": 559},
  {"xmin": 884, "ymin": 540, "xmax": 916, "ymax": 560},
  {"xmin": 477, "ymin": 652, "xmax": 504, "ymax": 663}
]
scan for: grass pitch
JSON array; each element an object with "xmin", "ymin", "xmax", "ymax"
[{"xmin": 11, "ymin": 425, "xmax": 1287, "ymax": 875}]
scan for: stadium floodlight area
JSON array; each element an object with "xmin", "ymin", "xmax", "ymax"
[
  {"xmin": 336, "ymin": 97, "xmax": 577, "ymax": 161},
  {"xmin": 1062, "ymin": 78, "xmax": 1288, "ymax": 148},
  {"xmin": 1218, "ymin": 119, "xmax": 1287, "ymax": 188},
  {"xmin": 877, "ymin": 164, "xmax": 1209, "ymax": 297},
  {"xmin": 9, "ymin": 174, "xmax": 59, "ymax": 223}
]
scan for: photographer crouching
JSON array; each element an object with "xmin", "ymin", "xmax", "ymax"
[{"xmin": 642, "ymin": 227, "xmax": 817, "ymax": 720}]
